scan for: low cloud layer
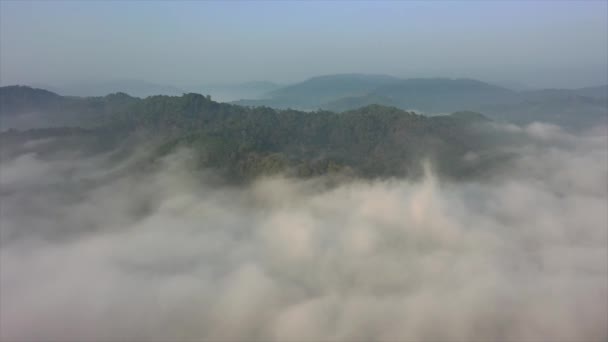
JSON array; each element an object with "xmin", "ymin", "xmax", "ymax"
[{"xmin": 1, "ymin": 123, "xmax": 607, "ymax": 341}]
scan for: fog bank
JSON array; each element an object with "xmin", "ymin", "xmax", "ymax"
[{"xmin": 1, "ymin": 124, "xmax": 607, "ymax": 341}]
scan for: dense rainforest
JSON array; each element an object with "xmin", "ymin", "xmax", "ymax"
[{"xmin": 0, "ymin": 86, "xmax": 518, "ymax": 181}]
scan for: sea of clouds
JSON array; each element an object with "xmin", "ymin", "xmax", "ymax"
[{"xmin": 1, "ymin": 122, "xmax": 606, "ymax": 341}]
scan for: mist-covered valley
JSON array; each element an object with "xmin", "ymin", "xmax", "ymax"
[
  {"xmin": 0, "ymin": 79, "xmax": 607, "ymax": 342},
  {"xmin": 2, "ymin": 1, "xmax": 608, "ymax": 341},
  {"xmin": 1, "ymin": 101, "xmax": 607, "ymax": 340}
]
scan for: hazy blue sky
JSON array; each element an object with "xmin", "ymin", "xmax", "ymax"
[{"xmin": 1, "ymin": 1, "xmax": 607, "ymax": 88}]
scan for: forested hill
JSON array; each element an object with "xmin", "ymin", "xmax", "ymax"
[
  {"xmin": 1, "ymin": 86, "xmax": 505, "ymax": 181},
  {"xmin": 232, "ymin": 75, "xmax": 607, "ymax": 129}
]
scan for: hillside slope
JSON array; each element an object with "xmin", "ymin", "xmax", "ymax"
[{"xmin": 1, "ymin": 86, "xmax": 504, "ymax": 181}]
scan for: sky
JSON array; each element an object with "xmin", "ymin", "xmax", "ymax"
[{"xmin": 1, "ymin": 0, "xmax": 607, "ymax": 88}]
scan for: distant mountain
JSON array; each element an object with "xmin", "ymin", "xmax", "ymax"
[
  {"xmin": 315, "ymin": 78, "xmax": 521, "ymax": 113},
  {"xmin": 235, "ymin": 74, "xmax": 402, "ymax": 109},
  {"xmin": 47, "ymin": 80, "xmax": 187, "ymax": 98},
  {"xmin": 521, "ymin": 86, "xmax": 606, "ymax": 101},
  {"xmin": 492, "ymin": 80, "xmax": 534, "ymax": 91},
  {"xmin": 267, "ymin": 74, "xmax": 401, "ymax": 100},
  {"xmin": 469, "ymin": 85, "xmax": 607, "ymax": 128},
  {"xmin": 231, "ymin": 74, "xmax": 607, "ymax": 128},
  {"xmin": 365, "ymin": 78, "xmax": 520, "ymax": 113},
  {"xmin": 573, "ymin": 85, "xmax": 607, "ymax": 100},
  {"xmin": 185, "ymin": 81, "xmax": 282, "ymax": 102},
  {"xmin": 478, "ymin": 93, "xmax": 607, "ymax": 129},
  {"xmin": 235, "ymin": 76, "xmax": 520, "ymax": 112},
  {"xmin": 321, "ymin": 94, "xmax": 396, "ymax": 112}
]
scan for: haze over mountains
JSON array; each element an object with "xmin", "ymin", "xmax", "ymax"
[
  {"xmin": 234, "ymin": 74, "xmax": 607, "ymax": 127},
  {"xmin": 1, "ymin": 81, "xmax": 607, "ymax": 341},
  {"xmin": 2, "ymin": 75, "xmax": 607, "ymax": 342},
  {"xmin": 33, "ymin": 80, "xmax": 283, "ymax": 102},
  {"xmin": 0, "ymin": 84, "xmax": 498, "ymax": 181},
  {"xmin": 1, "ymin": 1, "xmax": 607, "ymax": 341},
  {"xmin": 1, "ymin": 77, "xmax": 606, "ymax": 182},
  {"xmin": 15, "ymin": 73, "xmax": 607, "ymax": 130}
]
